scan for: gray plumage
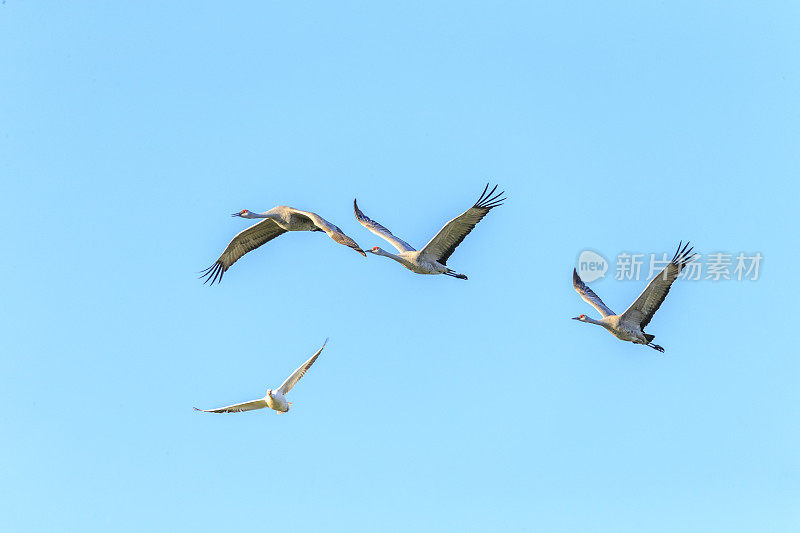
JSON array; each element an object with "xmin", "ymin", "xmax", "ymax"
[{"xmin": 572, "ymin": 242, "xmax": 697, "ymax": 353}]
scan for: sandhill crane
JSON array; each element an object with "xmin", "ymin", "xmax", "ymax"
[
  {"xmin": 200, "ymin": 206, "xmax": 365, "ymax": 285},
  {"xmin": 353, "ymin": 184, "xmax": 505, "ymax": 280},
  {"xmin": 194, "ymin": 339, "xmax": 327, "ymax": 415},
  {"xmin": 572, "ymin": 242, "xmax": 697, "ymax": 353}
]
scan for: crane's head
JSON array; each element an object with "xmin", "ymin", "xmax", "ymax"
[
  {"xmin": 232, "ymin": 209, "xmax": 254, "ymax": 218},
  {"xmin": 572, "ymin": 314, "xmax": 588, "ymax": 322},
  {"xmin": 366, "ymin": 246, "xmax": 383, "ymax": 255}
]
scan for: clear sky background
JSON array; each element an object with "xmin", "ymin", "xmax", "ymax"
[{"xmin": 1, "ymin": 2, "xmax": 798, "ymax": 531}]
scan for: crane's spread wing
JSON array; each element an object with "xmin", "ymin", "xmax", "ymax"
[
  {"xmin": 200, "ymin": 218, "xmax": 287, "ymax": 285},
  {"xmin": 573, "ymin": 269, "xmax": 616, "ymax": 317},
  {"xmin": 193, "ymin": 398, "xmax": 267, "ymax": 413},
  {"xmin": 353, "ymin": 199, "xmax": 416, "ymax": 253},
  {"xmin": 419, "ymin": 184, "xmax": 505, "ymax": 265},
  {"xmin": 297, "ymin": 210, "xmax": 366, "ymax": 257},
  {"xmin": 621, "ymin": 241, "xmax": 697, "ymax": 328},
  {"xmin": 277, "ymin": 338, "xmax": 327, "ymax": 396}
]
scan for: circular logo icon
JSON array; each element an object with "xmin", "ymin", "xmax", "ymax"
[{"xmin": 577, "ymin": 250, "xmax": 608, "ymax": 282}]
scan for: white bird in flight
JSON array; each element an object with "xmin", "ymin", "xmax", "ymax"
[
  {"xmin": 194, "ymin": 339, "xmax": 327, "ymax": 414},
  {"xmin": 572, "ymin": 242, "xmax": 697, "ymax": 353},
  {"xmin": 201, "ymin": 206, "xmax": 365, "ymax": 285},
  {"xmin": 353, "ymin": 184, "xmax": 505, "ymax": 280}
]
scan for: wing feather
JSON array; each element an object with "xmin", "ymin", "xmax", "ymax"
[
  {"xmin": 621, "ymin": 241, "xmax": 697, "ymax": 328},
  {"xmin": 277, "ymin": 338, "xmax": 327, "ymax": 396},
  {"xmin": 573, "ymin": 269, "xmax": 616, "ymax": 317},
  {"xmin": 353, "ymin": 199, "xmax": 416, "ymax": 253},
  {"xmin": 193, "ymin": 398, "xmax": 267, "ymax": 413},
  {"xmin": 420, "ymin": 184, "xmax": 505, "ymax": 265},
  {"xmin": 200, "ymin": 219, "xmax": 287, "ymax": 285},
  {"xmin": 297, "ymin": 210, "xmax": 366, "ymax": 257}
]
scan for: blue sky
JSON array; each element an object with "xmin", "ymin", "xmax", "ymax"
[{"xmin": 1, "ymin": 1, "xmax": 798, "ymax": 531}]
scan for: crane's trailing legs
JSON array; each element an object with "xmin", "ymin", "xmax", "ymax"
[{"xmin": 644, "ymin": 334, "xmax": 664, "ymax": 352}]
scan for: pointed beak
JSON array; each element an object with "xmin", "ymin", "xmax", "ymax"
[
  {"xmin": 571, "ymin": 316, "xmax": 580, "ymax": 320},
  {"xmin": 231, "ymin": 212, "xmax": 241, "ymax": 217}
]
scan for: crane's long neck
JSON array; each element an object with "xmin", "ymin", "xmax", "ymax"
[
  {"xmin": 373, "ymin": 248, "xmax": 406, "ymax": 265},
  {"xmin": 583, "ymin": 316, "xmax": 605, "ymax": 326}
]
